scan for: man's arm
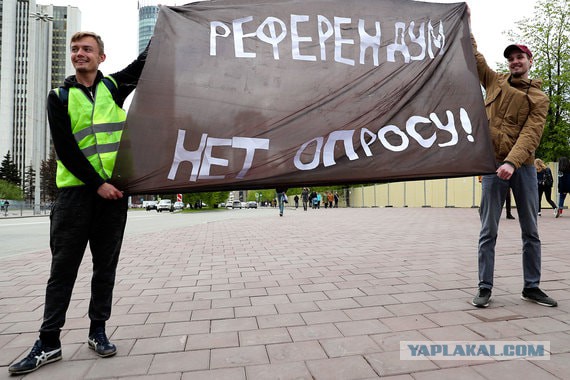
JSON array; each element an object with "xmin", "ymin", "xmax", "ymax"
[
  {"xmin": 467, "ymin": 5, "xmax": 497, "ymax": 89},
  {"xmin": 471, "ymin": 35, "xmax": 499, "ymax": 90},
  {"xmin": 109, "ymin": 43, "xmax": 150, "ymax": 106}
]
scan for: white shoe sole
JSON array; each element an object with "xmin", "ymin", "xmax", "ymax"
[
  {"xmin": 471, "ymin": 299, "xmax": 490, "ymax": 308},
  {"xmin": 521, "ymin": 295, "xmax": 557, "ymax": 307}
]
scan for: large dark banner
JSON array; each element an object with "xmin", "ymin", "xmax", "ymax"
[{"xmin": 113, "ymin": 0, "xmax": 495, "ymax": 194}]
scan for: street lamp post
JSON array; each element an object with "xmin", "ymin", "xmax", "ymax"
[{"xmin": 30, "ymin": 11, "xmax": 53, "ymax": 214}]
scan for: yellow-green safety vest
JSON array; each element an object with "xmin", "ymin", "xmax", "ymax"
[{"xmin": 54, "ymin": 77, "xmax": 126, "ymax": 188}]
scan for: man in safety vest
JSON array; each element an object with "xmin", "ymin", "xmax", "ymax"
[{"xmin": 9, "ymin": 31, "xmax": 148, "ymax": 375}]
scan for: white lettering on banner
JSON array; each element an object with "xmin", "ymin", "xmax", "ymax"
[
  {"xmin": 359, "ymin": 19, "xmax": 381, "ymax": 66},
  {"xmin": 257, "ymin": 17, "xmax": 287, "ymax": 59},
  {"xmin": 294, "ymin": 137, "xmax": 324, "ymax": 171},
  {"xmin": 291, "ymin": 14, "xmax": 317, "ymax": 61},
  {"xmin": 294, "ymin": 108, "xmax": 474, "ymax": 171},
  {"xmin": 167, "ymin": 108, "xmax": 474, "ymax": 182},
  {"xmin": 323, "ymin": 130, "xmax": 359, "ymax": 166},
  {"xmin": 210, "ymin": 15, "xmax": 445, "ymax": 65},
  {"xmin": 168, "ymin": 130, "xmax": 270, "ymax": 182}
]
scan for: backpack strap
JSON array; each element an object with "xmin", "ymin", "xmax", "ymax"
[
  {"xmin": 54, "ymin": 87, "xmax": 69, "ymax": 108},
  {"xmin": 102, "ymin": 76, "xmax": 118, "ymax": 97}
]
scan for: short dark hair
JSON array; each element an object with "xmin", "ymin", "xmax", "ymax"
[{"xmin": 70, "ymin": 31, "xmax": 104, "ymax": 55}]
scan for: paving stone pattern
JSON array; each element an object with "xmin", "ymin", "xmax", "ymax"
[{"xmin": 1, "ymin": 207, "xmax": 570, "ymax": 379}]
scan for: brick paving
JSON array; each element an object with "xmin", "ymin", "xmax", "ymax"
[{"xmin": 1, "ymin": 207, "xmax": 569, "ymax": 379}]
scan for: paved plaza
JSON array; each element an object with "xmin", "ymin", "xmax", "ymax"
[{"xmin": 1, "ymin": 207, "xmax": 569, "ymax": 379}]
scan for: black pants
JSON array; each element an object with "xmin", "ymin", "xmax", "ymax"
[
  {"xmin": 538, "ymin": 184, "xmax": 557, "ymax": 211},
  {"xmin": 40, "ymin": 187, "xmax": 127, "ymax": 335}
]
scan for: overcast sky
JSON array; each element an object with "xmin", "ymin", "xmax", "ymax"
[{"xmin": 44, "ymin": 0, "xmax": 538, "ymax": 74}]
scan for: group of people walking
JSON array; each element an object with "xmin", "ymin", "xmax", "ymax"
[
  {"xmin": 300, "ymin": 188, "xmax": 339, "ymax": 211},
  {"xmin": 275, "ymin": 187, "xmax": 340, "ymax": 217}
]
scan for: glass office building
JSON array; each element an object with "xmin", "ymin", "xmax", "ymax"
[{"xmin": 138, "ymin": 0, "xmax": 159, "ymax": 54}]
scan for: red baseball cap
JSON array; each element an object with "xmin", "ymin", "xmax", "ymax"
[{"xmin": 504, "ymin": 44, "xmax": 532, "ymax": 58}]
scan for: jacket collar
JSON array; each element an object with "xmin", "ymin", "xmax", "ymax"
[
  {"xmin": 63, "ymin": 70, "xmax": 104, "ymax": 90},
  {"xmin": 508, "ymin": 75, "xmax": 542, "ymax": 91}
]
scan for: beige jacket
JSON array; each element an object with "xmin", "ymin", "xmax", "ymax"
[{"xmin": 472, "ymin": 36, "xmax": 549, "ymax": 168}]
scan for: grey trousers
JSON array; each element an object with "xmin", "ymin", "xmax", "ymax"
[{"xmin": 478, "ymin": 164, "xmax": 541, "ymax": 290}]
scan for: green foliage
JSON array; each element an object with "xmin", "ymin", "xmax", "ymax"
[
  {"xmin": 0, "ymin": 179, "xmax": 23, "ymax": 200},
  {"xmin": 246, "ymin": 189, "xmax": 275, "ymax": 203},
  {"xmin": 24, "ymin": 165, "xmax": 36, "ymax": 204},
  {"xmin": 507, "ymin": 0, "xmax": 570, "ymax": 161},
  {"xmin": 178, "ymin": 191, "xmax": 230, "ymax": 208},
  {"xmin": 40, "ymin": 149, "xmax": 58, "ymax": 203},
  {"xmin": 0, "ymin": 151, "xmax": 21, "ymax": 186}
]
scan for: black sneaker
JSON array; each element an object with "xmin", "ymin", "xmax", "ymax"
[
  {"xmin": 8, "ymin": 339, "xmax": 62, "ymax": 375},
  {"xmin": 88, "ymin": 328, "xmax": 117, "ymax": 357},
  {"xmin": 521, "ymin": 287, "xmax": 558, "ymax": 307},
  {"xmin": 472, "ymin": 288, "xmax": 492, "ymax": 308}
]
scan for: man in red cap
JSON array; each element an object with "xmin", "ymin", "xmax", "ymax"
[{"xmin": 467, "ymin": 8, "xmax": 556, "ymax": 308}]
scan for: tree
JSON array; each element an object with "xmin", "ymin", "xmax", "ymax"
[
  {"xmin": 24, "ymin": 164, "xmax": 36, "ymax": 205},
  {"xmin": 0, "ymin": 151, "xmax": 21, "ymax": 186},
  {"xmin": 182, "ymin": 191, "xmax": 229, "ymax": 208},
  {"xmin": 507, "ymin": 0, "xmax": 570, "ymax": 161},
  {"xmin": 41, "ymin": 149, "xmax": 58, "ymax": 203},
  {"xmin": 0, "ymin": 179, "xmax": 23, "ymax": 200}
]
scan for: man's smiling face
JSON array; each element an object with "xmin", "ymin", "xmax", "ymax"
[
  {"xmin": 70, "ymin": 36, "xmax": 106, "ymax": 74},
  {"xmin": 507, "ymin": 51, "xmax": 532, "ymax": 79}
]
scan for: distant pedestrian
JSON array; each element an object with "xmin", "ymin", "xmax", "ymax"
[
  {"xmin": 276, "ymin": 187, "xmax": 288, "ymax": 217},
  {"xmin": 301, "ymin": 188, "xmax": 309, "ymax": 211},
  {"xmin": 294, "ymin": 194, "xmax": 299, "ymax": 209},
  {"xmin": 334, "ymin": 192, "xmax": 339, "ymax": 208},
  {"xmin": 327, "ymin": 192, "xmax": 334, "ymax": 208},
  {"xmin": 555, "ymin": 156, "xmax": 570, "ymax": 218},
  {"xmin": 505, "ymin": 190, "xmax": 515, "ymax": 220},
  {"xmin": 310, "ymin": 191, "xmax": 318, "ymax": 209},
  {"xmin": 534, "ymin": 159, "xmax": 556, "ymax": 216}
]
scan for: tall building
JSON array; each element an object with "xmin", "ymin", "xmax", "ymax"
[
  {"xmin": 138, "ymin": 0, "xmax": 159, "ymax": 54},
  {"xmin": 50, "ymin": 5, "xmax": 79, "ymax": 88},
  {"xmin": 138, "ymin": 0, "xmax": 181, "ymax": 53},
  {"xmin": 0, "ymin": 0, "xmax": 30, "ymax": 182},
  {"xmin": 0, "ymin": 0, "xmax": 79, "ymax": 189}
]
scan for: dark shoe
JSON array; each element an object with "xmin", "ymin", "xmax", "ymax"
[
  {"xmin": 8, "ymin": 339, "xmax": 61, "ymax": 375},
  {"xmin": 521, "ymin": 288, "xmax": 558, "ymax": 307},
  {"xmin": 555, "ymin": 208, "xmax": 561, "ymax": 218},
  {"xmin": 506, "ymin": 214, "xmax": 515, "ymax": 220},
  {"xmin": 88, "ymin": 328, "xmax": 117, "ymax": 357},
  {"xmin": 472, "ymin": 288, "xmax": 492, "ymax": 308}
]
